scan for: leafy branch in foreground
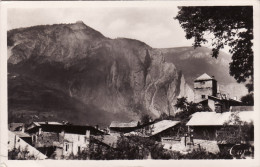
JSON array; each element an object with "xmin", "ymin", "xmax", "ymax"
[{"xmin": 175, "ymin": 6, "xmax": 253, "ymax": 92}]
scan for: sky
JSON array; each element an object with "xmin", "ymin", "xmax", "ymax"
[{"xmin": 7, "ymin": 6, "xmax": 197, "ymax": 49}]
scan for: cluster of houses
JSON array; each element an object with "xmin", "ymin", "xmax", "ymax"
[{"xmin": 8, "ymin": 73, "xmax": 254, "ymax": 159}]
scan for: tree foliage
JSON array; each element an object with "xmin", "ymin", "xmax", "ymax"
[
  {"xmin": 175, "ymin": 6, "xmax": 253, "ymax": 92},
  {"xmin": 8, "ymin": 147, "xmax": 36, "ymax": 160},
  {"xmin": 141, "ymin": 114, "xmax": 152, "ymax": 124},
  {"xmin": 240, "ymin": 93, "xmax": 254, "ymax": 106},
  {"xmin": 216, "ymin": 112, "xmax": 254, "ymax": 144},
  {"xmin": 76, "ymin": 135, "xmax": 233, "ymax": 160},
  {"xmin": 174, "ymin": 97, "xmax": 211, "ymax": 121}
]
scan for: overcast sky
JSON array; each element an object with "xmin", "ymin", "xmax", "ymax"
[{"xmin": 7, "ymin": 6, "xmax": 199, "ymax": 49}]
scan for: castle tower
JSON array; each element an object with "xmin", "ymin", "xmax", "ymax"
[{"xmin": 194, "ymin": 73, "xmax": 217, "ymax": 103}]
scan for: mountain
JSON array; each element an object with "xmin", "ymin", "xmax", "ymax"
[
  {"xmin": 7, "ymin": 21, "xmax": 247, "ymax": 126},
  {"xmin": 160, "ymin": 47, "xmax": 248, "ymax": 99}
]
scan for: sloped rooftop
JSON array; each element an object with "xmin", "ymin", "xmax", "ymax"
[
  {"xmin": 186, "ymin": 111, "xmax": 254, "ymax": 126},
  {"xmin": 26, "ymin": 124, "xmax": 104, "ymax": 135},
  {"xmin": 93, "ymin": 135, "xmax": 119, "ymax": 148},
  {"xmin": 13, "ymin": 131, "xmax": 31, "ymax": 138},
  {"xmin": 110, "ymin": 121, "xmax": 139, "ymax": 128},
  {"xmin": 37, "ymin": 121, "xmax": 63, "ymax": 125},
  {"xmin": 151, "ymin": 120, "xmax": 180, "ymax": 136},
  {"xmin": 9, "ymin": 123, "xmax": 24, "ymax": 131},
  {"xmin": 195, "ymin": 73, "xmax": 214, "ymax": 81},
  {"xmin": 125, "ymin": 120, "xmax": 180, "ymax": 137},
  {"xmin": 231, "ymin": 106, "xmax": 254, "ymax": 112}
]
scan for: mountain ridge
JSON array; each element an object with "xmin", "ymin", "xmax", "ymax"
[{"xmin": 7, "ymin": 21, "xmax": 247, "ymax": 126}]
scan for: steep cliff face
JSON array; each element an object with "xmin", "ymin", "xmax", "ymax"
[{"xmin": 8, "ymin": 22, "xmax": 191, "ymax": 125}]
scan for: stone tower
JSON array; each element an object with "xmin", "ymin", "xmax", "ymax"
[{"xmin": 194, "ymin": 73, "xmax": 217, "ymax": 103}]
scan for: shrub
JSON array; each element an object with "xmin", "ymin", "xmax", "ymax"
[{"xmin": 8, "ymin": 147, "xmax": 36, "ymax": 160}]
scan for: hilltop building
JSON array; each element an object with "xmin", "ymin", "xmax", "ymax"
[
  {"xmin": 194, "ymin": 73, "xmax": 217, "ymax": 103},
  {"xmin": 184, "ymin": 73, "xmax": 255, "ymax": 155},
  {"xmin": 194, "ymin": 73, "xmax": 242, "ymax": 112}
]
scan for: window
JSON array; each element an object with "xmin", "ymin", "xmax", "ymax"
[
  {"xmin": 32, "ymin": 135, "xmax": 36, "ymax": 142},
  {"xmin": 201, "ymin": 95, "xmax": 205, "ymax": 98},
  {"xmin": 78, "ymin": 146, "xmax": 80, "ymax": 153},
  {"xmin": 65, "ymin": 143, "xmax": 69, "ymax": 151}
]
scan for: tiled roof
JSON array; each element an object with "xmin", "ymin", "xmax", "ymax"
[
  {"xmin": 195, "ymin": 73, "xmax": 214, "ymax": 81},
  {"xmin": 125, "ymin": 120, "xmax": 180, "ymax": 137},
  {"xmin": 26, "ymin": 124, "xmax": 104, "ymax": 135},
  {"xmin": 150, "ymin": 120, "xmax": 180, "ymax": 136},
  {"xmin": 9, "ymin": 123, "xmax": 24, "ymax": 131},
  {"xmin": 186, "ymin": 111, "xmax": 254, "ymax": 126},
  {"xmin": 93, "ymin": 135, "xmax": 119, "ymax": 148},
  {"xmin": 230, "ymin": 106, "xmax": 254, "ymax": 112},
  {"xmin": 36, "ymin": 122, "xmax": 63, "ymax": 125},
  {"xmin": 110, "ymin": 121, "xmax": 139, "ymax": 128},
  {"xmin": 124, "ymin": 131, "xmax": 149, "ymax": 137},
  {"xmin": 13, "ymin": 131, "xmax": 31, "ymax": 138}
]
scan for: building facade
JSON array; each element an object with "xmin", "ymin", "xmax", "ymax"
[
  {"xmin": 194, "ymin": 73, "xmax": 242, "ymax": 112},
  {"xmin": 26, "ymin": 122, "xmax": 103, "ymax": 158},
  {"xmin": 194, "ymin": 73, "xmax": 217, "ymax": 103}
]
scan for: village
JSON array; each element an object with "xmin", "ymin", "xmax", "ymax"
[{"xmin": 8, "ymin": 73, "xmax": 254, "ymax": 160}]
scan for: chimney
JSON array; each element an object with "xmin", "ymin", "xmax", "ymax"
[
  {"xmin": 226, "ymin": 94, "xmax": 230, "ymax": 100},
  {"xmin": 233, "ymin": 96, "xmax": 237, "ymax": 100},
  {"xmin": 106, "ymin": 127, "xmax": 110, "ymax": 134},
  {"xmin": 95, "ymin": 125, "xmax": 99, "ymax": 130},
  {"xmin": 76, "ymin": 20, "xmax": 84, "ymax": 24},
  {"xmin": 39, "ymin": 128, "xmax": 42, "ymax": 135},
  {"xmin": 86, "ymin": 130, "xmax": 90, "ymax": 139},
  {"xmin": 212, "ymin": 76, "xmax": 215, "ymax": 79},
  {"xmin": 45, "ymin": 121, "xmax": 48, "ymax": 124},
  {"xmin": 21, "ymin": 125, "xmax": 25, "ymax": 133},
  {"xmin": 61, "ymin": 130, "xmax": 65, "ymax": 137},
  {"xmin": 59, "ymin": 130, "xmax": 65, "ymax": 143}
]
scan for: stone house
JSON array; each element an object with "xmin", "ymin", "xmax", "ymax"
[
  {"xmin": 194, "ymin": 73, "xmax": 242, "ymax": 112},
  {"xmin": 26, "ymin": 122, "xmax": 103, "ymax": 158},
  {"xmin": 194, "ymin": 73, "xmax": 218, "ymax": 103},
  {"xmin": 186, "ymin": 111, "xmax": 254, "ymax": 142}
]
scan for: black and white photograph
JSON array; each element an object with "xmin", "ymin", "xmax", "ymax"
[{"xmin": 0, "ymin": 1, "xmax": 259, "ymax": 166}]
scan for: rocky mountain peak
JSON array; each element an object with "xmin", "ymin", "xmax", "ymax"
[{"xmin": 7, "ymin": 22, "xmax": 247, "ymax": 126}]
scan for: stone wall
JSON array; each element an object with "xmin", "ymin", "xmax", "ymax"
[{"xmin": 34, "ymin": 131, "xmax": 63, "ymax": 148}]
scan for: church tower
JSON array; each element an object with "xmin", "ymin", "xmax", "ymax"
[{"xmin": 194, "ymin": 73, "xmax": 217, "ymax": 103}]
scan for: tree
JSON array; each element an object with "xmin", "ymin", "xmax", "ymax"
[
  {"xmin": 215, "ymin": 112, "xmax": 254, "ymax": 158},
  {"xmin": 141, "ymin": 114, "xmax": 152, "ymax": 124},
  {"xmin": 8, "ymin": 147, "xmax": 36, "ymax": 160},
  {"xmin": 174, "ymin": 97, "xmax": 209, "ymax": 120},
  {"xmin": 241, "ymin": 93, "xmax": 254, "ymax": 106},
  {"xmin": 175, "ymin": 6, "xmax": 253, "ymax": 92},
  {"xmin": 216, "ymin": 112, "xmax": 254, "ymax": 144}
]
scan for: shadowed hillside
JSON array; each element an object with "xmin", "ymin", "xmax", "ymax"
[{"xmin": 7, "ymin": 22, "xmax": 247, "ymax": 126}]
